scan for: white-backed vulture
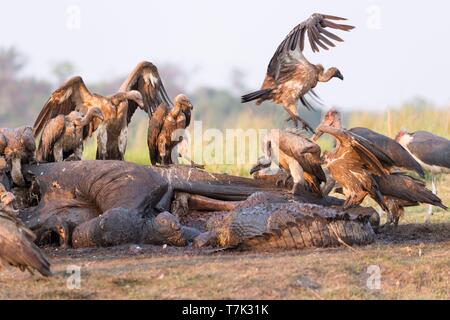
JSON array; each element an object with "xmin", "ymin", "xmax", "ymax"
[
  {"xmin": 37, "ymin": 107, "xmax": 104, "ymax": 162},
  {"xmin": 241, "ymin": 13, "xmax": 353, "ymax": 132},
  {"xmin": 250, "ymin": 129, "xmax": 326, "ymax": 196},
  {"xmin": 0, "ymin": 184, "xmax": 51, "ymax": 276},
  {"xmin": 119, "ymin": 62, "xmax": 193, "ymax": 165},
  {"xmin": 0, "ymin": 126, "xmax": 35, "ymax": 187},
  {"xmin": 33, "ymin": 76, "xmax": 144, "ymax": 161}
]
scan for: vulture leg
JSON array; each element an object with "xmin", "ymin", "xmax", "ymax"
[
  {"xmin": 276, "ymin": 173, "xmax": 292, "ymax": 187},
  {"xmin": 53, "ymin": 142, "xmax": 64, "ymax": 162},
  {"xmin": 73, "ymin": 145, "xmax": 83, "ymax": 161},
  {"xmin": 97, "ymin": 124, "xmax": 108, "ymax": 160},
  {"xmin": 425, "ymin": 175, "xmax": 437, "ymax": 223},
  {"xmin": 118, "ymin": 127, "xmax": 128, "ymax": 160},
  {"xmin": 284, "ymin": 104, "xmax": 315, "ymax": 133},
  {"xmin": 10, "ymin": 157, "xmax": 25, "ymax": 187}
]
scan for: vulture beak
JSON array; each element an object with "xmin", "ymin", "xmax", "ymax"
[
  {"xmin": 335, "ymin": 71, "xmax": 344, "ymax": 81},
  {"xmin": 249, "ymin": 164, "xmax": 264, "ymax": 175},
  {"xmin": 189, "ymin": 102, "xmax": 194, "ymax": 110},
  {"xmin": 249, "ymin": 158, "xmax": 271, "ymax": 175}
]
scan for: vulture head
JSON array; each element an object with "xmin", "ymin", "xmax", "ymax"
[
  {"xmin": 330, "ymin": 67, "xmax": 344, "ymax": 81},
  {"xmin": 312, "ymin": 107, "xmax": 342, "ymax": 141},
  {"xmin": 394, "ymin": 129, "xmax": 412, "ymax": 145},
  {"xmin": 174, "ymin": 94, "xmax": 194, "ymax": 111},
  {"xmin": 250, "ymin": 138, "xmax": 273, "ymax": 175}
]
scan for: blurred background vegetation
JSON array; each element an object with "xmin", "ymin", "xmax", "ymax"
[{"xmin": 1, "ymin": 46, "xmax": 449, "ymax": 177}]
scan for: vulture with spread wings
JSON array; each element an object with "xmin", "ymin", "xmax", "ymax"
[
  {"xmin": 316, "ymin": 125, "xmax": 392, "ymax": 211},
  {"xmin": 33, "ymin": 76, "xmax": 144, "ymax": 161},
  {"xmin": 242, "ymin": 13, "xmax": 354, "ymax": 133},
  {"xmin": 120, "ymin": 62, "xmax": 193, "ymax": 165}
]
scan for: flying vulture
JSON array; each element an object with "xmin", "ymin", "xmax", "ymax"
[
  {"xmin": 313, "ymin": 108, "xmax": 425, "ymax": 177},
  {"xmin": 120, "ymin": 62, "xmax": 193, "ymax": 165},
  {"xmin": 396, "ymin": 130, "xmax": 450, "ymax": 222},
  {"xmin": 0, "ymin": 184, "xmax": 51, "ymax": 276},
  {"xmin": 33, "ymin": 76, "xmax": 144, "ymax": 161},
  {"xmin": 250, "ymin": 129, "xmax": 326, "ymax": 196},
  {"xmin": 0, "ymin": 126, "xmax": 36, "ymax": 187},
  {"xmin": 37, "ymin": 107, "xmax": 104, "ymax": 162},
  {"xmin": 241, "ymin": 13, "xmax": 354, "ymax": 133}
]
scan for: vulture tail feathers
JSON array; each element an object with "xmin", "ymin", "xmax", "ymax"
[{"xmin": 241, "ymin": 89, "xmax": 273, "ymax": 104}]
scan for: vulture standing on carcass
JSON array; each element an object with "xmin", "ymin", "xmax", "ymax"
[
  {"xmin": 33, "ymin": 76, "xmax": 144, "ymax": 161},
  {"xmin": 119, "ymin": 62, "xmax": 193, "ymax": 165},
  {"xmin": 0, "ymin": 126, "xmax": 36, "ymax": 187},
  {"xmin": 316, "ymin": 125, "xmax": 392, "ymax": 211},
  {"xmin": 316, "ymin": 124, "xmax": 447, "ymax": 225},
  {"xmin": 36, "ymin": 107, "xmax": 104, "ymax": 162},
  {"xmin": 0, "ymin": 183, "xmax": 51, "ymax": 276},
  {"xmin": 396, "ymin": 130, "xmax": 450, "ymax": 222},
  {"xmin": 313, "ymin": 108, "xmax": 425, "ymax": 177},
  {"xmin": 241, "ymin": 13, "xmax": 353, "ymax": 133},
  {"xmin": 250, "ymin": 129, "xmax": 326, "ymax": 196}
]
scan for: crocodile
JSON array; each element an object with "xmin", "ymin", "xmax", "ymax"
[{"xmin": 194, "ymin": 192, "xmax": 377, "ymax": 251}]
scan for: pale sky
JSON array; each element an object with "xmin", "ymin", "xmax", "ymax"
[{"xmin": 2, "ymin": 0, "xmax": 450, "ymax": 110}]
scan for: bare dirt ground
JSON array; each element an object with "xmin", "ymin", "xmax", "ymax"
[{"xmin": 1, "ymin": 210, "xmax": 449, "ymax": 300}]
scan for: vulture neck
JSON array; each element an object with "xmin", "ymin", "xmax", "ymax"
[
  {"xmin": 79, "ymin": 109, "xmax": 97, "ymax": 126},
  {"xmin": 318, "ymin": 68, "xmax": 337, "ymax": 83}
]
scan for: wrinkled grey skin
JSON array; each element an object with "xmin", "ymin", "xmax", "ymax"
[{"xmin": 19, "ymin": 161, "xmax": 201, "ymax": 248}]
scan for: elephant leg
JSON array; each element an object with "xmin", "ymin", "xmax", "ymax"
[{"xmin": 11, "ymin": 157, "xmax": 25, "ymax": 187}]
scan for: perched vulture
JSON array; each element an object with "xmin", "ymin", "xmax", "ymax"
[
  {"xmin": 316, "ymin": 125, "xmax": 392, "ymax": 211},
  {"xmin": 250, "ymin": 129, "xmax": 326, "ymax": 196},
  {"xmin": 241, "ymin": 13, "xmax": 354, "ymax": 132},
  {"xmin": 375, "ymin": 173, "xmax": 447, "ymax": 225},
  {"xmin": 396, "ymin": 130, "xmax": 450, "ymax": 222},
  {"xmin": 0, "ymin": 184, "xmax": 51, "ymax": 276},
  {"xmin": 154, "ymin": 95, "xmax": 193, "ymax": 165},
  {"xmin": 0, "ymin": 126, "xmax": 36, "ymax": 187},
  {"xmin": 33, "ymin": 76, "xmax": 144, "ymax": 161},
  {"xmin": 37, "ymin": 107, "xmax": 104, "ymax": 162},
  {"xmin": 120, "ymin": 62, "xmax": 193, "ymax": 165},
  {"xmin": 313, "ymin": 108, "xmax": 425, "ymax": 177}
]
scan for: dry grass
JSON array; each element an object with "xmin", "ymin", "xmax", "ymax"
[{"xmin": 1, "ymin": 219, "xmax": 449, "ymax": 300}]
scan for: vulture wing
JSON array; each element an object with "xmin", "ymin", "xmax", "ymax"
[
  {"xmin": 267, "ymin": 13, "xmax": 354, "ymax": 81},
  {"xmin": 376, "ymin": 173, "xmax": 448, "ymax": 210},
  {"xmin": 33, "ymin": 76, "xmax": 92, "ymax": 137},
  {"xmin": 317, "ymin": 125, "xmax": 390, "ymax": 176},
  {"xmin": 350, "ymin": 127, "xmax": 425, "ymax": 177},
  {"xmin": 0, "ymin": 212, "xmax": 52, "ymax": 276},
  {"xmin": 407, "ymin": 131, "xmax": 450, "ymax": 169},
  {"xmin": 148, "ymin": 104, "xmax": 169, "ymax": 165},
  {"xmin": 37, "ymin": 115, "xmax": 66, "ymax": 162},
  {"xmin": 120, "ymin": 61, "xmax": 173, "ymax": 124}
]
